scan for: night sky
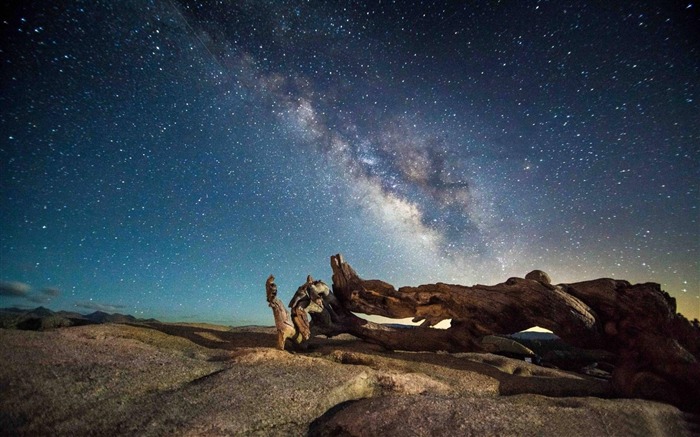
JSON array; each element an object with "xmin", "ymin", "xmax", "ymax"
[{"xmin": 1, "ymin": 1, "xmax": 698, "ymax": 325}]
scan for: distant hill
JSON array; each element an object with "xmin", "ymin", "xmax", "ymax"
[
  {"xmin": 0, "ymin": 307, "xmax": 71, "ymax": 330},
  {"xmin": 0, "ymin": 306, "xmax": 158, "ymax": 331},
  {"xmin": 56, "ymin": 310, "xmax": 89, "ymax": 319},
  {"xmin": 84, "ymin": 311, "xmax": 138, "ymax": 324}
]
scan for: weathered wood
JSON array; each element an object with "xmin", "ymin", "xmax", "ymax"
[
  {"xmin": 265, "ymin": 275, "xmax": 297, "ymax": 350},
  {"xmin": 292, "ymin": 306, "xmax": 311, "ymax": 342},
  {"xmin": 266, "ymin": 274, "xmax": 329, "ymax": 350},
  {"xmin": 322, "ymin": 254, "xmax": 601, "ymax": 349},
  {"xmin": 318, "ymin": 254, "xmax": 700, "ymax": 411}
]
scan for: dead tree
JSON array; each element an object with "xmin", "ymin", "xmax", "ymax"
[
  {"xmin": 265, "ymin": 274, "xmax": 326, "ymax": 350},
  {"xmin": 310, "ymin": 254, "xmax": 700, "ymax": 411},
  {"xmin": 265, "ymin": 275, "xmax": 297, "ymax": 350}
]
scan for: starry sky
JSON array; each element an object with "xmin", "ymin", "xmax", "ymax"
[{"xmin": 1, "ymin": 1, "xmax": 698, "ymax": 325}]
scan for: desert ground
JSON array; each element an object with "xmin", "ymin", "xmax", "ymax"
[{"xmin": 1, "ymin": 316, "xmax": 698, "ymax": 437}]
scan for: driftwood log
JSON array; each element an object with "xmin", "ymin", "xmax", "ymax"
[
  {"xmin": 265, "ymin": 275, "xmax": 297, "ymax": 349},
  {"xmin": 310, "ymin": 254, "xmax": 700, "ymax": 411},
  {"xmin": 266, "ymin": 274, "xmax": 327, "ymax": 350}
]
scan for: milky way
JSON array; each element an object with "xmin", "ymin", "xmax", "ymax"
[{"xmin": 1, "ymin": 1, "xmax": 698, "ymax": 324}]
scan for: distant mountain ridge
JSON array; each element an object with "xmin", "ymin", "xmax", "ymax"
[
  {"xmin": 83, "ymin": 310, "xmax": 139, "ymax": 324},
  {"xmin": 0, "ymin": 306, "xmax": 158, "ymax": 331}
]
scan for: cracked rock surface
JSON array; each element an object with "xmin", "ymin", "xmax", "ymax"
[{"xmin": 0, "ymin": 323, "xmax": 693, "ymax": 436}]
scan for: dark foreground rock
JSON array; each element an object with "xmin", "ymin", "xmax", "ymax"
[
  {"xmin": 310, "ymin": 396, "xmax": 691, "ymax": 437},
  {"xmin": 0, "ymin": 323, "xmax": 694, "ymax": 436}
]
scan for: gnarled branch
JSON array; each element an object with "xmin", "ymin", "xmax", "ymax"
[{"xmin": 314, "ymin": 254, "xmax": 700, "ymax": 411}]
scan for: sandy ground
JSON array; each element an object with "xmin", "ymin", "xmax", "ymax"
[{"xmin": 0, "ymin": 322, "xmax": 695, "ymax": 436}]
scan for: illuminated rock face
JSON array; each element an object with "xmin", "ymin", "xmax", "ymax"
[
  {"xmin": 524, "ymin": 269, "xmax": 551, "ymax": 284},
  {"xmin": 0, "ymin": 322, "xmax": 691, "ymax": 436}
]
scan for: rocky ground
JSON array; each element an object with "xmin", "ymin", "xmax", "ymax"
[{"xmin": 0, "ymin": 322, "xmax": 696, "ymax": 436}]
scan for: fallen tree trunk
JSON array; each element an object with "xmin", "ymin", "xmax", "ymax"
[{"xmin": 312, "ymin": 254, "xmax": 700, "ymax": 411}]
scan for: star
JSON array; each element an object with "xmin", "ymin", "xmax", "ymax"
[{"xmin": 0, "ymin": 0, "xmax": 697, "ymax": 324}]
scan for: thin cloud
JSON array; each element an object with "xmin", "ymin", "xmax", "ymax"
[
  {"xmin": 26, "ymin": 294, "xmax": 52, "ymax": 304},
  {"xmin": 0, "ymin": 281, "xmax": 31, "ymax": 297},
  {"xmin": 41, "ymin": 287, "xmax": 61, "ymax": 297},
  {"xmin": 75, "ymin": 301, "xmax": 126, "ymax": 313},
  {"xmin": 0, "ymin": 282, "xmax": 60, "ymax": 306}
]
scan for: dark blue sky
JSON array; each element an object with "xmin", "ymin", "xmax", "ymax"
[{"xmin": 1, "ymin": 0, "xmax": 698, "ymax": 324}]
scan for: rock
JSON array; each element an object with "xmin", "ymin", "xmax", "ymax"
[
  {"xmin": 0, "ymin": 322, "xmax": 692, "ymax": 436},
  {"xmin": 309, "ymin": 395, "xmax": 690, "ymax": 437},
  {"xmin": 525, "ymin": 269, "xmax": 552, "ymax": 284}
]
